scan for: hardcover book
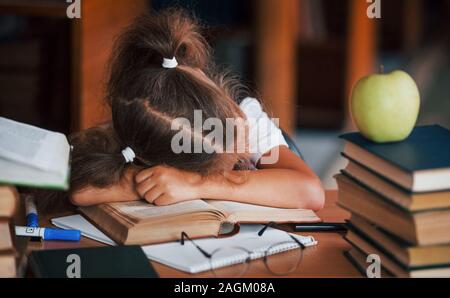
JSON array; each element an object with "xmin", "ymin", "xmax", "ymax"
[
  {"xmin": 336, "ymin": 174, "xmax": 450, "ymax": 246},
  {"xmin": 340, "ymin": 125, "xmax": 450, "ymax": 192},
  {"xmin": 29, "ymin": 246, "xmax": 157, "ymax": 278},
  {"xmin": 79, "ymin": 199, "xmax": 320, "ymax": 245}
]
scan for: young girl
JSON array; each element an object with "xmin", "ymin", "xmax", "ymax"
[{"xmin": 63, "ymin": 10, "xmax": 324, "ymax": 211}]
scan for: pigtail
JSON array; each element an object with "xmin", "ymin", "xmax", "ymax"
[
  {"xmin": 107, "ymin": 8, "xmax": 212, "ymax": 104},
  {"xmin": 34, "ymin": 125, "xmax": 132, "ymax": 214},
  {"xmin": 166, "ymin": 9, "xmax": 211, "ymax": 69},
  {"xmin": 68, "ymin": 125, "xmax": 129, "ymax": 190}
]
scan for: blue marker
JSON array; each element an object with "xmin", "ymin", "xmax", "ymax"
[
  {"xmin": 15, "ymin": 226, "xmax": 81, "ymax": 241},
  {"xmin": 25, "ymin": 196, "xmax": 39, "ymax": 227},
  {"xmin": 21, "ymin": 195, "xmax": 81, "ymax": 241}
]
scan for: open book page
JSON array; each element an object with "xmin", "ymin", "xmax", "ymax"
[
  {"xmin": 205, "ymin": 200, "xmax": 321, "ymax": 223},
  {"xmin": 106, "ymin": 199, "xmax": 224, "ymax": 222},
  {"xmin": 0, "ymin": 157, "xmax": 68, "ymax": 189},
  {"xmin": 0, "ymin": 117, "xmax": 69, "ymax": 176}
]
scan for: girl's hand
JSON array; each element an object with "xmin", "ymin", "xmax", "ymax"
[{"xmin": 135, "ymin": 165, "xmax": 203, "ymax": 205}]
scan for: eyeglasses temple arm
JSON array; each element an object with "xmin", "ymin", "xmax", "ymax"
[
  {"xmin": 258, "ymin": 221, "xmax": 277, "ymax": 236},
  {"xmin": 258, "ymin": 222, "xmax": 306, "ymax": 249},
  {"xmin": 180, "ymin": 232, "xmax": 212, "ymax": 258},
  {"xmin": 288, "ymin": 234, "xmax": 305, "ymax": 249}
]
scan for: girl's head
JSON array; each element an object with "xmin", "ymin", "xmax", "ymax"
[{"xmin": 107, "ymin": 9, "xmax": 250, "ymax": 175}]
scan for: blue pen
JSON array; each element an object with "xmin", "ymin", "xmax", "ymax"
[
  {"xmin": 22, "ymin": 195, "xmax": 81, "ymax": 242},
  {"xmin": 25, "ymin": 196, "xmax": 39, "ymax": 227},
  {"xmin": 15, "ymin": 226, "xmax": 81, "ymax": 241}
]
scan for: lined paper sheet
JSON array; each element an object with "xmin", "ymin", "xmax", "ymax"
[{"xmin": 52, "ymin": 215, "xmax": 317, "ymax": 273}]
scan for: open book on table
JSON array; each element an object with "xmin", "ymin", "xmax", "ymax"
[
  {"xmin": 0, "ymin": 117, "xmax": 70, "ymax": 190},
  {"xmin": 79, "ymin": 199, "xmax": 321, "ymax": 245}
]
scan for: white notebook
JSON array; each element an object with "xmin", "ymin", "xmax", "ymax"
[{"xmin": 52, "ymin": 214, "xmax": 317, "ymax": 274}]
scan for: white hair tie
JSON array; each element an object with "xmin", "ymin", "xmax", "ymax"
[
  {"xmin": 121, "ymin": 147, "xmax": 136, "ymax": 163},
  {"xmin": 162, "ymin": 57, "xmax": 178, "ymax": 69}
]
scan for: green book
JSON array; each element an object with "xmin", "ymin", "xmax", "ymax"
[
  {"xmin": 0, "ymin": 117, "xmax": 70, "ymax": 190},
  {"xmin": 340, "ymin": 125, "xmax": 450, "ymax": 192},
  {"xmin": 28, "ymin": 246, "xmax": 158, "ymax": 278}
]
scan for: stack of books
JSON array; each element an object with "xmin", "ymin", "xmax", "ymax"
[
  {"xmin": 0, "ymin": 117, "xmax": 71, "ymax": 277},
  {"xmin": 337, "ymin": 125, "xmax": 450, "ymax": 277},
  {"xmin": 0, "ymin": 185, "xmax": 27, "ymax": 278}
]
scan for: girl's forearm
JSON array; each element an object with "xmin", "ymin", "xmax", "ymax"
[
  {"xmin": 70, "ymin": 184, "xmax": 140, "ymax": 206},
  {"xmin": 70, "ymin": 168, "xmax": 140, "ymax": 206},
  {"xmin": 197, "ymin": 169, "xmax": 325, "ymax": 210}
]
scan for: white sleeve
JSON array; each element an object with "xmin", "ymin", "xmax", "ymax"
[{"xmin": 239, "ymin": 97, "xmax": 289, "ymax": 165}]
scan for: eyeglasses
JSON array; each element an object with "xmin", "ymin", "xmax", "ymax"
[{"xmin": 180, "ymin": 222, "xmax": 311, "ymax": 277}]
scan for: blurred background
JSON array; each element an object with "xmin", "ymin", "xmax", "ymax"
[{"xmin": 0, "ymin": 0, "xmax": 449, "ymax": 188}]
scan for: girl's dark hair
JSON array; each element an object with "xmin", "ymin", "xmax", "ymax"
[
  {"xmin": 68, "ymin": 125, "xmax": 129, "ymax": 190},
  {"xmin": 35, "ymin": 125, "xmax": 132, "ymax": 213},
  {"xmin": 107, "ymin": 9, "xmax": 251, "ymax": 175},
  {"xmin": 36, "ymin": 9, "xmax": 253, "ymax": 213}
]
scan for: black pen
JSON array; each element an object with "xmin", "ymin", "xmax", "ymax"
[{"xmin": 294, "ymin": 223, "xmax": 347, "ymax": 232}]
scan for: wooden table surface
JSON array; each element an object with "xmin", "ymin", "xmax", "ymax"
[{"xmin": 27, "ymin": 190, "xmax": 361, "ymax": 278}]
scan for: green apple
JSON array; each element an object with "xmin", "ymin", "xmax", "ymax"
[{"xmin": 351, "ymin": 70, "xmax": 420, "ymax": 143}]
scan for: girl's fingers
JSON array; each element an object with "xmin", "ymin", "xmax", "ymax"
[
  {"xmin": 136, "ymin": 177, "xmax": 157, "ymax": 197},
  {"xmin": 135, "ymin": 168, "xmax": 154, "ymax": 183},
  {"xmin": 153, "ymin": 195, "xmax": 171, "ymax": 206},
  {"xmin": 143, "ymin": 186, "xmax": 164, "ymax": 204}
]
